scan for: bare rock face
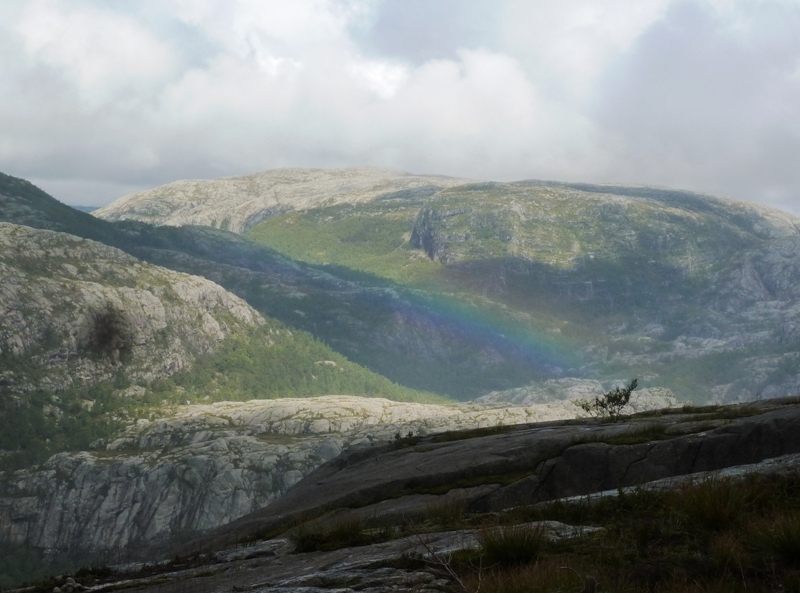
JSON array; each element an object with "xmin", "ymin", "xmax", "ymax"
[
  {"xmin": 0, "ymin": 222, "xmax": 263, "ymax": 393},
  {"xmin": 190, "ymin": 398, "xmax": 800, "ymax": 554},
  {"xmin": 0, "ymin": 394, "xmax": 677, "ymax": 556},
  {"xmin": 93, "ymin": 167, "xmax": 470, "ymax": 234}
]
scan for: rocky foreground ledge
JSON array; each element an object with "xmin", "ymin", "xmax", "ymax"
[
  {"xmin": 11, "ymin": 397, "xmax": 800, "ymax": 593},
  {"xmin": 0, "ymin": 392, "xmax": 676, "ymax": 556}
]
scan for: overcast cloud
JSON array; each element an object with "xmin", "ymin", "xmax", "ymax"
[{"xmin": 0, "ymin": 0, "xmax": 799, "ymax": 213}]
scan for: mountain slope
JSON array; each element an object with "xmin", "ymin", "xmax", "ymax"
[
  {"xmin": 93, "ymin": 167, "xmax": 800, "ymax": 404},
  {"xmin": 0, "ymin": 217, "xmax": 433, "ymax": 475},
  {"xmin": 1, "ymin": 172, "xmax": 567, "ymax": 399},
  {"xmin": 245, "ymin": 179, "xmax": 800, "ymax": 403},
  {"xmin": 0, "ymin": 222, "xmax": 263, "ymax": 394}
]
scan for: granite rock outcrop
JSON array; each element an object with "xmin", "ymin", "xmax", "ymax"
[
  {"xmin": 94, "ymin": 167, "xmax": 470, "ymax": 234},
  {"xmin": 0, "ymin": 223, "xmax": 263, "ymax": 393},
  {"xmin": 0, "ymin": 394, "xmax": 677, "ymax": 556}
]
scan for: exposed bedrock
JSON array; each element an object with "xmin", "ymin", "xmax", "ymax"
[
  {"xmin": 189, "ymin": 398, "xmax": 800, "ymax": 553},
  {"xmin": 0, "ymin": 394, "xmax": 678, "ymax": 556}
]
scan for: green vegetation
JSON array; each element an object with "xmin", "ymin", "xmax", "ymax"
[
  {"xmin": 754, "ymin": 512, "xmax": 800, "ymax": 566},
  {"xmin": 0, "ymin": 321, "xmax": 439, "ymax": 473},
  {"xmin": 316, "ymin": 473, "xmax": 800, "ymax": 592},
  {"xmin": 478, "ymin": 523, "xmax": 545, "ymax": 568},
  {"xmin": 0, "ymin": 381, "xmax": 126, "ymax": 473},
  {"xmin": 0, "ymin": 544, "xmax": 80, "ymax": 590},
  {"xmin": 430, "ymin": 424, "xmax": 520, "ymax": 443},
  {"xmin": 247, "ymin": 200, "xmax": 443, "ymax": 285},
  {"xmin": 6, "ymin": 169, "xmax": 797, "ymax": 404},
  {"xmin": 242, "ymin": 181, "xmax": 787, "ymax": 404},
  {"xmin": 579, "ymin": 378, "xmax": 638, "ymax": 421},
  {"xmin": 168, "ymin": 321, "xmax": 441, "ymax": 404},
  {"xmin": 288, "ymin": 516, "xmax": 376, "ymax": 553},
  {"xmin": 424, "ymin": 493, "xmax": 467, "ymax": 526},
  {"xmin": 598, "ymin": 422, "xmax": 670, "ymax": 446},
  {"xmin": 226, "ymin": 463, "xmax": 800, "ymax": 592}
]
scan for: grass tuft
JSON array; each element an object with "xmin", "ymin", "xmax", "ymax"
[
  {"xmin": 670, "ymin": 478, "xmax": 747, "ymax": 533},
  {"xmin": 753, "ymin": 511, "xmax": 800, "ymax": 566},
  {"xmin": 478, "ymin": 523, "xmax": 545, "ymax": 568},
  {"xmin": 424, "ymin": 493, "xmax": 466, "ymax": 527}
]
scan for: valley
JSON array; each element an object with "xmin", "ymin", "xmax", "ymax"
[
  {"xmin": 3, "ymin": 166, "xmax": 800, "ymax": 588},
  {"xmin": 95, "ymin": 168, "xmax": 800, "ymax": 404}
]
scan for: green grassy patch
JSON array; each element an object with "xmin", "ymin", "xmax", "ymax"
[
  {"xmin": 430, "ymin": 424, "xmax": 522, "ymax": 443},
  {"xmin": 168, "ymin": 321, "xmax": 443, "ymax": 404},
  {"xmin": 247, "ymin": 204, "xmax": 442, "ymax": 285}
]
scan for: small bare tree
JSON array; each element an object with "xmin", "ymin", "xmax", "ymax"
[{"xmin": 579, "ymin": 378, "xmax": 638, "ymax": 422}]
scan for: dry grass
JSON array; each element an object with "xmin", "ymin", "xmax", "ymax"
[
  {"xmin": 669, "ymin": 477, "xmax": 748, "ymax": 532},
  {"xmin": 753, "ymin": 511, "xmax": 800, "ymax": 566},
  {"xmin": 452, "ymin": 473, "xmax": 800, "ymax": 593},
  {"xmin": 478, "ymin": 523, "xmax": 545, "ymax": 568},
  {"xmin": 288, "ymin": 515, "xmax": 368, "ymax": 552}
]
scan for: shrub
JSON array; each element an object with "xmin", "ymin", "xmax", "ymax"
[
  {"xmin": 580, "ymin": 378, "xmax": 638, "ymax": 422},
  {"xmin": 86, "ymin": 305, "xmax": 132, "ymax": 362}
]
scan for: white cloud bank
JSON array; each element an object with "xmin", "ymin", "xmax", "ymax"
[{"xmin": 0, "ymin": 0, "xmax": 798, "ymax": 213}]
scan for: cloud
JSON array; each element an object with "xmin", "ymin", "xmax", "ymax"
[
  {"xmin": 348, "ymin": 59, "xmax": 409, "ymax": 99},
  {"xmin": 593, "ymin": 0, "xmax": 800, "ymax": 210},
  {"xmin": 14, "ymin": 0, "xmax": 178, "ymax": 107},
  {"xmin": 0, "ymin": 0, "xmax": 798, "ymax": 214}
]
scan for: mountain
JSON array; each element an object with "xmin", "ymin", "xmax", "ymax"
[
  {"xmin": 94, "ymin": 168, "xmax": 800, "ymax": 404},
  {"xmin": 2, "ymin": 394, "xmax": 660, "ymax": 572},
  {"xmin": 1, "ymin": 172, "xmax": 569, "ymax": 399},
  {"xmin": 0, "ymin": 174, "xmax": 452, "ymax": 585},
  {"xmin": 7, "ymin": 164, "xmax": 799, "ymax": 588},
  {"xmin": 0, "ymin": 222, "xmax": 263, "ymax": 395},
  {"xmin": 94, "ymin": 167, "xmax": 470, "ymax": 234}
]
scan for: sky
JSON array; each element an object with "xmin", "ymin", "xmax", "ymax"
[{"xmin": 1, "ymin": 0, "xmax": 799, "ymax": 213}]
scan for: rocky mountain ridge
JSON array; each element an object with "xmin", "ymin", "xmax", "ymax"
[
  {"xmin": 0, "ymin": 222, "xmax": 263, "ymax": 394},
  {"xmin": 13, "ymin": 398, "xmax": 799, "ymax": 593},
  {"xmin": 93, "ymin": 167, "xmax": 800, "ymax": 404},
  {"xmin": 0, "ymin": 171, "xmax": 574, "ymax": 400},
  {"xmin": 94, "ymin": 167, "xmax": 470, "ymax": 234},
  {"xmin": 187, "ymin": 397, "xmax": 800, "ymax": 555}
]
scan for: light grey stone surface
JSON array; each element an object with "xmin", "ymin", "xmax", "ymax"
[
  {"xmin": 94, "ymin": 167, "xmax": 470, "ymax": 234},
  {"xmin": 0, "ymin": 394, "xmax": 676, "ymax": 556}
]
